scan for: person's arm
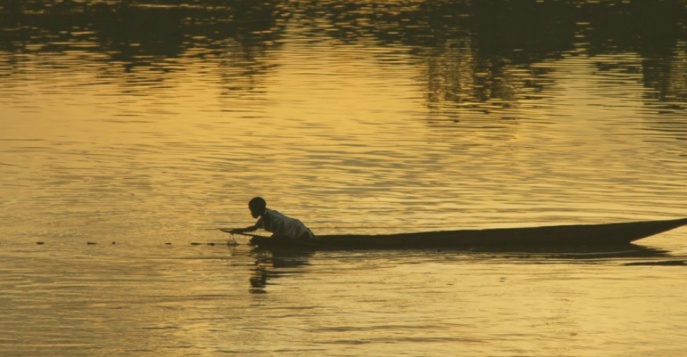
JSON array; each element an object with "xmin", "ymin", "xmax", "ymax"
[
  {"xmin": 233, "ymin": 224, "xmax": 259, "ymax": 234},
  {"xmin": 220, "ymin": 224, "xmax": 258, "ymax": 234},
  {"xmin": 221, "ymin": 216, "xmax": 264, "ymax": 234}
]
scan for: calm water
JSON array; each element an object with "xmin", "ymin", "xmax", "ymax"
[{"xmin": 2, "ymin": 1, "xmax": 687, "ymax": 356}]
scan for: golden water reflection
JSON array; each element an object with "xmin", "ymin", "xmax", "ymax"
[
  {"xmin": 1, "ymin": 2, "xmax": 687, "ymax": 355},
  {"xmin": 2, "ymin": 36, "xmax": 687, "ymax": 241}
]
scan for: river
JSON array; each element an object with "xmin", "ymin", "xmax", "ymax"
[{"xmin": 1, "ymin": 1, "xmax": 687, "ymax": 356}]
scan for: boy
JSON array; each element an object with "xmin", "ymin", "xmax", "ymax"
[{"xmin": 223, "ymin": 197, "xmax": 315, "ymax": 240}]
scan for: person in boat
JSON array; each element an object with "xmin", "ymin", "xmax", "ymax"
[{"xmin": 224, "ymin": 197, "xmax": 316, "ymax": 240}]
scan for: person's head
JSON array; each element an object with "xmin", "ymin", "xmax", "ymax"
[{"xmin": 248, "ymin": 197, "xmax": 266, "ymax": 218}]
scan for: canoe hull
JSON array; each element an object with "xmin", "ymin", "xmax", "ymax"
[{"xmin": 248, "ymin": 218, "xmax": 687, "ymax": 250}]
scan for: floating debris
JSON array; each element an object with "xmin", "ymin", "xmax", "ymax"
[
  {"xmin": 87, "ymin": 242, "xmax": 97, "ymax": 245},
  {"xmin": 165, "ymin": 242, "xmax": 172, "ymax": 245},
  {"xmin": 190, "ymin": 242, "xmax": 201, "ymax": 246},
  {"xmin": 36, "ymin": 242, "xmax": 45, "ymax": 245}
]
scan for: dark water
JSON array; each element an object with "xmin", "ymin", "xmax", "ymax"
[{"xmin": 2, "ymin": 1, "xmax": 687, "ymax": 356}]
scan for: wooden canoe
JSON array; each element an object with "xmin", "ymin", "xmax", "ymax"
[{"xmin": 246, "ymin": 217, "xmax": 687, "ymax": 250}]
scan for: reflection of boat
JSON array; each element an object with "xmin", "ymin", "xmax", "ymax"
[{"xmin": 245, "ymin": 218, "xmax": 687, "ymax": 251}]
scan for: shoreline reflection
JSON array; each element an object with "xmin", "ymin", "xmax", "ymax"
[{"xmin": 2, "ymin": 1, "xmax": 687, "ymax": 113}]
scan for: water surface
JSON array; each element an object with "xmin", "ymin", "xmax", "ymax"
[{"xmin": 1, "ymin": 1, "xmax": 687, "ymax": 356}]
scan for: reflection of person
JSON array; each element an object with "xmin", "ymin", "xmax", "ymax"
[
  {"xmin": 224, "ymin": 197, "xmax": 315, "ymax": 240},
  {"xmin": 249, "ymin": 249, "xmax": 315, "ymax": 293}
]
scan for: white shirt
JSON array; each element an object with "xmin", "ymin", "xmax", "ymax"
[{"xmin": 256, "ymin": 208, "xmax": 314, "ymax": 240}]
